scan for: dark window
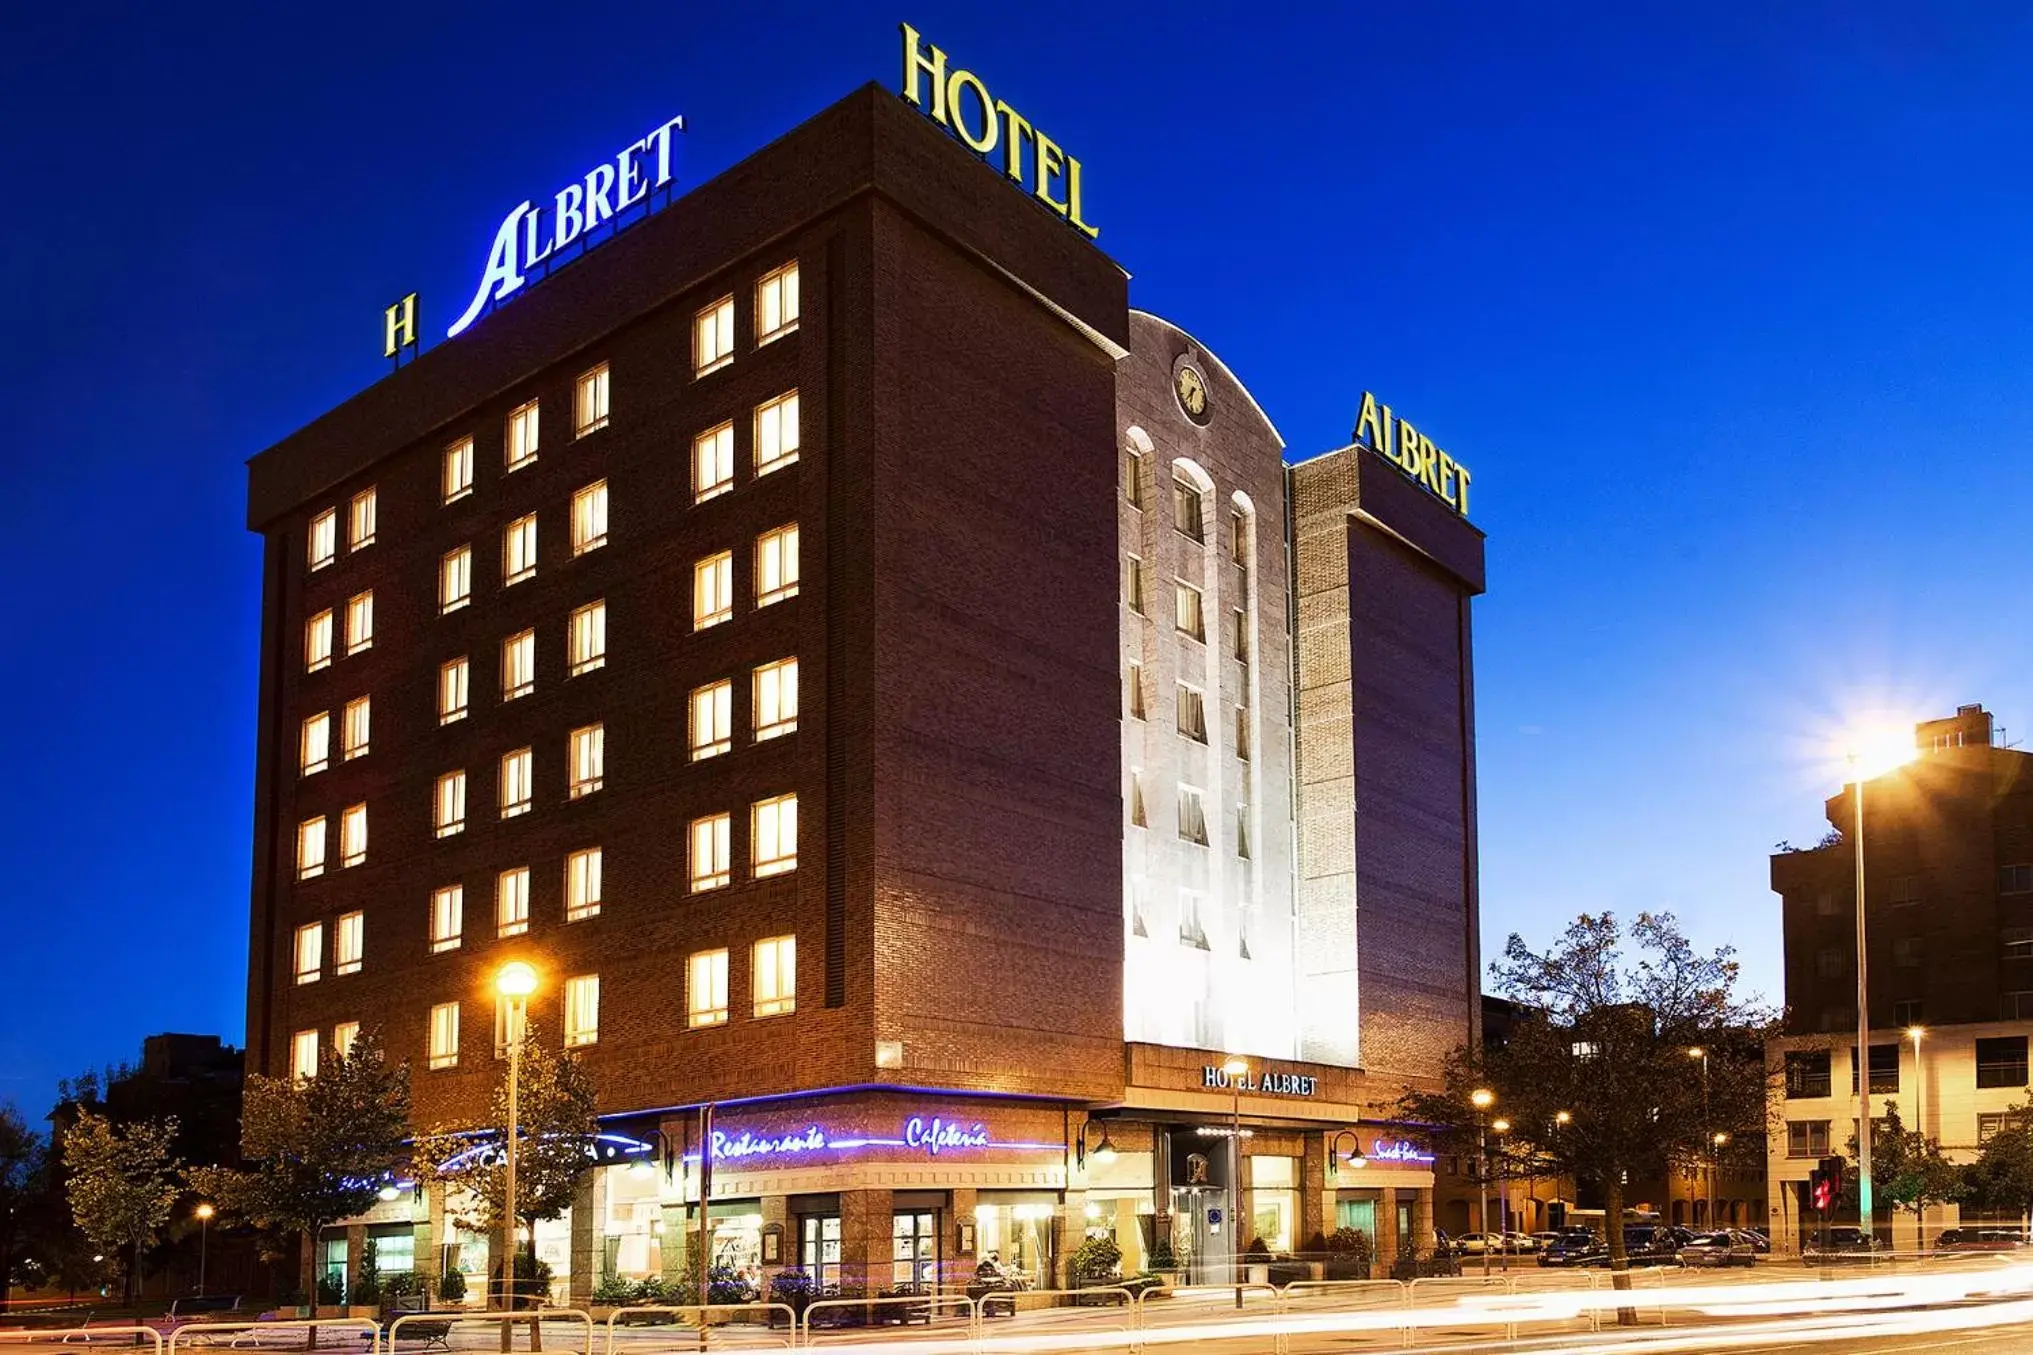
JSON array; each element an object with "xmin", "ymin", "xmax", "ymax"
[
  {"xmin": 2007, "ymin": 928, "xmax": 2033, "ymax": 961},
  {"xmin": 1786, "ymin": 1120, "xmax": 1831, "ymax": 1156},
  {"xmin": 1977, "ymin": 1037, "xmax": 2030, "ymax": 1089},
  {"xmin": 1849, "ymin": 1043, "xmax": 1899, "ymax": 1094},
  {"xmin": 1816, "ymin": 947, "xmax": 1847, "ymax": 979},
  {"xmin": 1979, "ymin": 1113, "xmax": 2027, "ymax": 1146},
  {"xmin": 1890, "ymin": 874, "xmax": 1921, "ymax": 907},
  {"xmin": 1892, "ymin": 999, "xmax": 1923, "ymax": 1027},
  {"xmin": 2001, "ymin": 864, "xmax": 2033, "ymax": 895},
  {"xmin": 1894, "ymin": 937, "xmax": 1923, "ymax": 967},
  {"xmin": 1172, "ymin": 477, "xmax": 1204, "ymax": 542},
  {"xmin": 1786, "ymin": 1050, "xmax": 1831, "ymax": 1098},
  {"xmin": 2005, "ymin": 992, "xmax": 2033, "ymax": 1021},
  {"xmin": 1816, "ymin": 891, "xmax": 1841, "ymax": 917}
]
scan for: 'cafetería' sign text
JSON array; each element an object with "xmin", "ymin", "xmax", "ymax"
[{"xmin": 1354, "ymin": 391, "xmax": 1473, "ymax": 519}]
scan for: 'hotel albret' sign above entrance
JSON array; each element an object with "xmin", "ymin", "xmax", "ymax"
[
  {"xmin": 899, "ymin": 24, "xmax": 1098, "ymax": 239},
  {"xmin": 1203, "ymin": 1065, "xmax": 1319, "ymax": 1097},
  {"xmin": 1354, "ymin": 391, "xmax": 1474, "ymax": 519}
]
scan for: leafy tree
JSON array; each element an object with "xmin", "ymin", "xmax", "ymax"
[
  {"xmin": 0, "ymin": 1103, "xmax": 44, "ymax": 1306},
  {"xmin": 1960, "ymin": 1096, "xmax": 2033, "ymax": 1222},
  {"xmin": 189, "ymin": 1028, "xmax": 411, "ymax": 1308},
  {"xmin": 414, "ymin": 1026, "xmax": 598, "ymax": 1259},
  {"xmin": 1399, "ymin": 913, "xmax": 1774, "ymax": 1316},
  {"xmin": 62, "ymin": 1109, "xmax": 181, "ymax": 1305},
  {"xmin": 1844, "ymin": 1101, "xmax": 1960, "ymax": 1220}
]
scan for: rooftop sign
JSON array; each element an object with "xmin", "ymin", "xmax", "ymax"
[
  {"xmin": 1353, "ymin": 391, "xmax": 1473, "ymax": 519},
  {"xmin": 447, "ymin": 114, "xmax": 688, "ymax": 339},
  {"xmin": 899, "ymin": 24, "xmax": 1098, "ymax": 239}
]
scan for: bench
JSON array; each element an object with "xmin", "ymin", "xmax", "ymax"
[
  {"xmin": 386, "ymin": 1320, "xmax": 452, "ymax": 1354},
  {"xmin": 168, "ymin": 1297, "xmax": 245, "ymax": 1319}
]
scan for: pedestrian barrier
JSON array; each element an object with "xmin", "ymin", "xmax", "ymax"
[
  {"xmin": 600, "ymin": 1304, "xmax": 795, "ymax": 1353},
  {"xmin": 1, "ymin": 1329, "xmax": 164, "ymax": 1355},
  {"xmin": 1135, "ymin": 1284, "xmax": 1282, "ymax": 1354},
  {"xmin": 799, "ymin": 1295, "xmax": 973, "ymax": 1346},
  {"xmin": 386, "ymin": 1309, "xmax": 595, "ymax": 1355}
]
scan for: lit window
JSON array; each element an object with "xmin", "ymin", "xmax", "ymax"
[
  {"xmin": 568, "ymin": 601, "xmax": 606, "ymax": 676},
  {"xmin": 292, "ymin": 1029, "xmax": 320, "ymax": 1081},
  {"xmin": 753, "ymin": 793, "xmax": 797, "ymax": 877},
  {"xmin": 1123, "ymin": 557, "xmax": 1145, "ymax": 615},
  {"xmin": 693, "ymin": 551, "xmax": 733, "ymax": 629},
  {"xmin": 439, "ymin": 657, "xmax": 469, "ymax": 725},
  {"xmin": 691, "ymin": 681, "xmax": 732, "ymax": 761},
  {"xmin": 1124, "ymin": 448, "xmax": 1144, "ymax": 508},
  {"xmin": 500, "ymin": 748, "xmax": 533, "ymax": 818},
  {"xmin": 435, "ymin": 771, "xmax": 465, "ymax": 836},
  {"xmin": 1230, "ymin": 508, "xmax": 1249, "ymax": 566},
  {"xmin": 694, "ymin": 296, "xmax": 734, "ymax": 375},
  {"xmin": 753, "ymin": 935, "xmax": 796, "ymax": 1017},
  {"xmin": 1173, "ymin": 476, "xmax": 1205, "ymax": 542},
  {"xmin": 1233, "ymin": 608, "xmax": 1250, "ymax": 662},
  {"xmin": 502, "ymin": 629, "xmax": 535, "ymax": 700},
  {"xmin": 565, "ymin": 847, "xmax": 602, "ymax": 921},
  {"xmin": 756, "ymin": 262, "xmax": 799, "ymax": 344},
  {"xmin": 300, "ymin": 711, "xmax": 331, "ymax": 776},
  {"xmin": 755, "ymin": 391, "xmax": 800, "ymax": 475},
  {"xmin": 756, "ymin": 525, "xmax": 800, "ymax": 605},
  {"xmin": 308, "ymin": 509, "xmax": 337, "ymax": 571},
  {"xmin": 343, "ymin": 591, "xmax": 374, "ymax": 654},
  {"xmin": 1177, "ymin": 786, "xmax": 1208, "ymax": 845},
  {"xmin": 1236, "ymin": 806, "xmax": 1251, "ymax": 859},
  {"xmin": 349, "ymin": 488, "xmax": 377, "ymax": 550},
  {"xmin": 1176, "ymin": 685, "xmax": 1207, "ymax": 742},
  {"xmin": 690, "ymin": 813, "xmax": 731, "ymax": 892},
  {"xmin": 568, "ymin": 724, "xmax": 604, "ymax": 798},
  {"xmin": 571, "ymin": 481, "xmax": 608, "ymax": 555},
  {"xmin": 340, "ymin": 803, "xmax": 368, "ymax": 868},
  {"xmin": 443, "ymin": 437, "xmax": 475, "ymax": 503},
  {"xmin": 306, "ymin": 609, "xmax": 334, "ymax": 672},
  {"xmin": 430, "ymin": 885, "xmax": 463, "ymax": 953},
  {"xmin": 428, "ymin": 1003, "xmax": 460, "ymax": 1069},
  {"xmin": 497, "ymin": 867, "xmax": 530, "ymax": 937},
  {"xmin": 503, "ymin": 513, "xmax": 537, "ymax": 586},
  {"xmin": 564, "ymin": 974, "xmax": 600, "ymax": 1046},
  {"xmin": 1235, "ymin": 706, "xmax": 1250, "ymax": 762},
  {"xmin": 1175, "ymin": 581, "xmax": 1204, "ymax": 641},
  {"xmin": 342, "ymin": 696, "xmax": 370, "ymax": 760},
  {"xmin": 691, "ymin": 424, "xmax": 737, "ymax": 506},
  {"xmin": 505, "ymin": 399, "xmax": 540, "ymax": 471},
  {"xmin": 294, "ymin": 923, "xmax": 323, "ymax": 985},
  {"xmin": 1129, "ymin": 771, "xmax": 1146, "ymax": 828},
  {"xmin": 333, "ymin": 1022, "xmax": 360, "ymax": 1059},
  {"xmin": 334, "ymin": 911, "xmax": 363, "ymax": 976},
  {"xmin": 297, "ymin": 816, "xmax": 327, "ymax": 880},
  {"xmin": 688, "ymin": 949, "xmax": 730, "ymax": 1027},
  {"xmin": 754, "ymin": 658, "xmax": 798, "ymax": 740},
  {"xmin": 440, "ymin": 546, "xmax": 472, "ymax": 614},
  {"xmin": 575, "ymin": 363, "xmax": 610, "ymax": 437}
]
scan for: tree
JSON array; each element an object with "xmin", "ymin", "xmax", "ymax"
[
  {"xmin": 413, "ymin": 1026, "xmax": 598, "ymax": 1273},
  {"xmin": 62, "ymin": 1109, "xmax": 181, "ymax": 1305},
  {"xmin": 189, "ymin": 1028, "xmax": 411, "ymax": 1309},
  {"xmin": 1846, "ymin": 1101, "xmax": 1960, "ymax": 1222},
  {"xmin": 1960, "ymin": 1097, "xmax": 2033, "ymax": 1223},
  {"xmin": 0, "ymin": 1103, "xmax": 44, "ymax": 1306},
  {"xmin": 1400, "ymin": 913, "xmax": 1774, "ymax": 1316}
]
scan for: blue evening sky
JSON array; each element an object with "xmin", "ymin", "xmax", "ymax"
[{"xmin": 3, "ymin": 2, "xmax": 2029, "ymax": 1110}]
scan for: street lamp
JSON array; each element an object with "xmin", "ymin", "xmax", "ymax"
[
  {"xmin": 495, "ymin": 961, "xmax": 538, "ymax": 1331},
  {"xmin": 1490, "ymin": 1120, "xmax": 1512, "ymax": 1242},
  {"xmin": 1908, "ymin": 1025, "xmax": 1927, "ymax": 1243},
  {"xmin": 194, "ymin": 1203, "xmax": 214, "ymax": 1296},
  {"xmin": 1710, "ymin": 1133, "xmax": 1731, "ymax": 1228},
  {"xmin": 1846, "ymin": 728, "xmax": 1914, "ymax": 1243},
  {"xmin": 1220, "ymin": 1056, "xmax": 1249, "ymax": 1308},
  {"xmin": 1470, "ymin": 1089, "xmax": 1495, "ymax": 1278},
  {"xmin": 1689, "ymin": 1048, "xmax": 1710, "ymax": 1227}
]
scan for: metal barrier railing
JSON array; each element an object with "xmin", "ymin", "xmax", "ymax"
[
  {"xmin": 1, "ymin": 1328, "xmax": 165, "ymax": 1355},
  {"xmin": 600, "ymin": 1304, "xmax": 795, "ymax": 1353},
  {"xmin": 799, "ymin": 1294, "xmax": 974, "ymax": 1346},
  {"xmin": 386, "ymin": 1309, "xmax": 594, "ymax": 1355},
  {"xmin": 167, "ymin": 1318, "xmax": 380, "ymax": 1353}
]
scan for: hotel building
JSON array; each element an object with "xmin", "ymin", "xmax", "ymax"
[{"xmin": 243, "ymin": 80, "xmax": 1485, "ymax": 1301}]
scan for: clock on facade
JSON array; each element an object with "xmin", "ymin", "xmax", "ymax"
[{"xmin": 1175, "ymin": 364, "xmax": 1209, "ymax": 421}]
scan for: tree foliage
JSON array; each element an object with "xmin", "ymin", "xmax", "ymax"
[
  {"xmin": 62, "ymin": 1108, "xmax": 181, "ymax": 1303},
  {"xmin": 414, "ymin": 1027, "xmax": 598, "ymax": 1239},
  {"xmin": 0, "ymin": 1103, "xmax": 44, "ymax": 1303},
  {"xmin": 1960, "ymin": 1096, "xmax": 2033, "ymax": 1218},
  {"xmin": 188, "ymin": 1027, "xmax": 410, "ymax": 1297},
  {"xmin": 1398, "ymin": 913, "xmax": 1776, "ymax": 1295},
  {"xmin": 1846, "ymin": 1101, "xmax": 1960, "ymax": 1217}
]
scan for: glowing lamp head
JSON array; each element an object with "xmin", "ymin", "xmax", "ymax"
[
  {"xmin": 1221, "ymin": 1056, "xmax": 1249, "ymax": 1079},
  {"xmin": 1712, "ymin": 1131, "xmax": 1730, "ymax": 1148},
  {"xmin": 1469, "ymin": 1088, "xmax": 1494, "ymax": 1111},
  {"xmin": 377, "ymin": 1185, "xmax": 402, "ymax": 1202},
  {"xmin": 1846, "ymin": 724, "xmax": 1917, "ymax": 780},
  {"xmin": 496, "ymin": 961, "xmax": 539, "ymax": 998},
  {"xmin": 1091, "ymin": 1131, "xmax": 1119, "ymax": 1165},
  {"xmin": 195, "ymin": 1203, "xmax": 215, "ymax": 1221},
  {"xmin": 1491, "ymin": 1118, "xmax": 1511, "ymax": 1134},
  {"xmin": 1907, "ymin": 1025, "xmax": 1926, "ymax": 1041},
  {"xmin": 1554, "ymin": 1110, "xmax": 1573, "ymax": 1125}
]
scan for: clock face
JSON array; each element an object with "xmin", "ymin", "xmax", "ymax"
[{"xmin": 1176, "ymin": 365, "xmax": 1209, "ymax": 421}]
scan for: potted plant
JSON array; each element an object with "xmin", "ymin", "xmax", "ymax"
[
  {"xmin": 315, "ymin": 1273, "xmax": 347, "ymax": 1318},
  {"xmin": 589, "ymin": 1271, "xmax": 635, "ymax": 1321},
  {"xmin": 1325, "ymin": 1228, "xmax": 1373, "ymax": 1281},
  {"xmin": 437, "ymin": 1266, "xmax": 468, "ymax": 1306},
  {"xmin": 349, "ymin": 1249, "xmax": 383, "ymax": 1318},
  {"xmin": 1069, "ymin": 1236, "xmax": 1122, "ymax": 1301},
  {"xmin": 1243, "ymin": 1237, "xmax": 1272, "ymax": 1287},
  {"xmin": 1145, "ymin": 1236, "xmax": 1183, "ymax": 1290},
  {"xmin": 768, "ymin": 1269, "xmax": 816, "ymax": 1327}
]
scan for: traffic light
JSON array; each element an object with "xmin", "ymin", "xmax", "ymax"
[{"xmin": 1809, "ymin": 1170, "xmax": 1833, "ymax": 1212}]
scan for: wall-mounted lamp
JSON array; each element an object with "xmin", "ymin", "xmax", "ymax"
[{"xmin": 1076, "ymin": 1119, "xmax": 1119, "ymax": 1169}]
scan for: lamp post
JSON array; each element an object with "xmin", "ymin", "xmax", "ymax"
[
  {"xmin": 1710, "ymin": 1133, "xmax": 1731, "ymax": 1228},
  {"xmin": 1688, "ymin": 1047, "xmax": 1710, "ymax": 1228},
  {"xmin": 1846, "ymin": 749, "xmax": 1877, "ymax": 1241},
  {"xmin": 1907, "ymin": 1025, "xmax": 1926, "ymax": 1244},
  {"xmin": 194, "ymin": 1203, "xmax": 214, "ymax": 1296},
  {"xmin": 1470, "ymin": 1089, "xmax": 1494, "ymax": 1278},
  {"xmin": 1220, "ymin": 1056, "xmax": 1249, "ymax": 1308},
  {"xmin": 1551, "ymin": 1111, "xmax": 1572, "ymax": 1231},
  {"xmin": 495, "ymin": 962, "xmax": 538, "ymax": 1345},
  {"xmin": 1491, "ymin": 1120, "xmax": 1512, "ymax": 1244}
]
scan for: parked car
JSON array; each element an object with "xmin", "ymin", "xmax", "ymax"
[
  {"xmin": 1501, "ymin": 1232, "xmax": 1541, "ymax": 1253},
  {"xmin": 1540, "ymin": 1226, "xmax": 1681, "ymax": 1268},
  {"xmin": 1678, "ymin": 1231, "xmax": 1757, "ymax": 1268},
  {"xmin": 1801, "ymin": 1227, "xmax": 1880, "ymax": 1263},
  {"xmin": 1936, "ymin": 1227, "xmax": 2029, "ymax": 1253},
  {"xmin": 1733, "ymin": 1229, "xmax": 1772, "ymax": 1254},
  {"xmin": 1447, "ymin": 1232, "xmax": 1508, "ymax": 1255},
  {"xmin": 1528, "ymin": 1231, "xmax": 1567, "ymax": 1251}
]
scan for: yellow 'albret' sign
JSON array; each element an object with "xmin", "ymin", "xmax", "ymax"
[
  {"xmin": 1354, "ymin": 391, "xmax": 1473, "ymax": 518},
  {"xmin": 899, "ymin": 24, "xmax": 1099, "ymax": 239}
]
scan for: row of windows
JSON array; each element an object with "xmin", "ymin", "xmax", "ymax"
[
  {"xmin": 1127, "ymin": 667, "xmax": 1251, "ymax": 759},
  {"xmin": 1126, "ymin": 775, "xmax": 1252, "ymax": 858},
  {"xmin": 293, "ymin": 931, "xmax": 804, "ymax": 1078},
  {"xmin": 293, "ymin": 912, "xmax": 364, "ymax": 983},
  {"xmin": 1800, "ymin": 864, "xmax": 2033, "ymax": 917},
  {"xmin": 1124, "ymin": 560, "xmax": 1252, "ymax": 657},
  {"xmin": 1122, "ymin": 452, "xmax": 1252, "ymax": 567},
  {"xmin": 308, "ymin": 490, "xmax": 379, "ymax": 571},
  {"xmin": 1786, "ymin": 1036, "xmax": 2033, "ymax": 1099}
]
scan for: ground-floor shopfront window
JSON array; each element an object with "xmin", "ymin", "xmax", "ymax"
[
  {"xmin": 602, "ymin": 1166, "xmax": 664, "ymax": 1281},
  {"xmin": 892, "ymin": 1211, "xmax": 939, "ymax": 1287},
  {"xmin": 369, "ymin": 1225, "xmax": 415, "ymax": 1278},
  {"xmin": 1336, "ymin": 1195, "xmax": 1376, "ymax": 1238},
  {"xmin": 799, "ymin": 1214, "xmax": 842, "ymax": 1290},
  {"xmin": 975, "ymin": 1195, "xmax": 1056, "ymax": 1287},
  {"xmin": 1249, "ymin": 1156, "xmax": 1298, "ymax": 1253},
  {"xmin": 319, "ymin": 1237, "xmax": 348, "ymax": 1300}
]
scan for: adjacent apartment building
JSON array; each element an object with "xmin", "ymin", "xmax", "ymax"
[
  {"xmin": 242, "ymin": 77, "xmax": 1486, "ymax": 1302},
  {"xmin": 1767, "ymin": 703, "xmax": 2033, "ymax": 1251}
]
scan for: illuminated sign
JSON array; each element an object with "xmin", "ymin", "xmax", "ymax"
[
  {"xmin": 432, "ymin": 1131, "xmax": 653, "ymax": 1174},
  {"xmin": 1368, "ymin": 1139, "xmax": 1436, "ymax": 1165},
  {"xmin": 448, "ymin": 114, "xmax": 687, "ymax": 339},
  {"xmin": 683, "ymin": 1116, "xmax": 1058, "ymax": 1165},
  {"xmin": 384, "ymin": 293, "xmax": 419, "ymax": 360},
  {"xmin": 1202, "ymin": 1066, "xmax": 1319, "ymax": 1097},
  {"xmin": 899, "ymin": 24, "xmax": 1098, "ymax": 239},
  {"xmin": 1353, "ymin": 391, "xmax": 1473, "ymax": 518}
]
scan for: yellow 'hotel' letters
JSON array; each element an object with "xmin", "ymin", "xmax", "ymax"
[
  {"xmin": 1354, "ymin": 391, "xmax": 1472, "ymax": 518},
  {"xmin": 899, "ymin": 24, "xmax": 1099, "ymax": 240}
]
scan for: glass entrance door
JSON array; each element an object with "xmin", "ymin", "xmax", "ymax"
[
  {"xmin": 800, "ymin": 1216, "xmax": 842, "ymax": 1291},
  {"xmin": 892, "ymin": 1212, "xmax": 939, "ymax": 1288}
]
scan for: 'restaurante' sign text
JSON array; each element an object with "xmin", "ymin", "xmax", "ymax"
[
  {"xmin": 899, "ymin": 24, "xmax": 1097, "ymax": 239},
  {"xmin": 1353, "ymin": 391, "xmax": 1473, "ymax": 519},
  {"xmin": 448, "ymin": 114, "xmax": 687, "ymax": 339}
]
